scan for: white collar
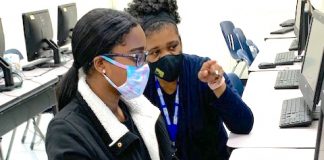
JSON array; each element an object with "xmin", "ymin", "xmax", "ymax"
[{"xmin": 77, "ymin": 69, "xmax": 161, "ymax": 160}]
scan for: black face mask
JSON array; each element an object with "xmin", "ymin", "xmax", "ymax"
[{"xmin": 149, "ymin": 54, "xmax": 183, "ymax": 82}]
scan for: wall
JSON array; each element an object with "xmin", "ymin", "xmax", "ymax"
[
  {"xmin": 0, "ymin": 0, "xmax": 302, "ymax": 71},
  {"xmin": 112, "ymin": 0, "xmax": 296, "ymax": 73},
  {"xmin": 0, "ymin": 0, "xmax": 112, "ymax": 62}
]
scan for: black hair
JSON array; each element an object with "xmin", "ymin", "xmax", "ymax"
[
  {"xmin": 57, "ymin": 8, "xmax": 138, "ymax": 110},
  {"xmin": 126, "ymin": 0, "xmax": 180, "ymax": 36}
]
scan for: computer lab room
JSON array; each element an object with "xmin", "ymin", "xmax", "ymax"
[{"xmin": 1, "ymin": 0, "xmax": 324, "ymax": 160}]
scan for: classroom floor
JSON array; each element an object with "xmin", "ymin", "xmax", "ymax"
[{"xmin": 0, "ymin": 113, "xmax": 52, "ymax": 160}]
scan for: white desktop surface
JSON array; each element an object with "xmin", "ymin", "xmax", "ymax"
[
  {"xmin": 264, "ymin": 30, "xmax": 296, "ymax": 40},
  {"xmin": 227, "ymin": 71, "xmax": 318, "ymax": 148},
  {"xmin": 22, "ymin": 56, "xmax": 73, "ymax": 78},
  {"xmin": 229, "ymin": 148, "xmax": 315, "ymax": 160},
  {"xmin": 249, "ymin": 38, "xmax": 302, "ymax": 72},
  {"xmin": 0, "ymin": 80, "xmax": 42, "ymax": 101}
]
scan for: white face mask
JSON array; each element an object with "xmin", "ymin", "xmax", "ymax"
[{"xmin": 101, "ymin": 56, "xmax": 150, "ymax": 100}]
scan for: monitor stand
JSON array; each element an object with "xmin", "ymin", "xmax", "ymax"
[
  {"xmin": 0, "ymin": 57, "xmax": 20, "ymax": 91},
  {"xmin": 313, "ymin": 103, "xmax": 321, "ymax": 120},
  {"xmin": 37, "ymin": 39, "xmax": 67, "ymax": 68}
]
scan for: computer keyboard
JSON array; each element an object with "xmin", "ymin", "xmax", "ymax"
[
  {"xmin": 279, "ymin": 97, "xmax": 312, "ymax": 128},
  {"xmin": 274, "ymin": 51, "xmax": 295, "ymax": 65},
  {"xmin": 280, "ymin": 19, "xmax": 295, "ymax": 27},
  {"xmin": 274, "ymin": 69, "xmax": 300, "ymax": 89},
  {"xmin": 289, "ymin": 39, "xmax": 298, "ymax": 51},
  {"xmin": 270, "ymin": 26, "xmax": 294, "ymax": 34}
]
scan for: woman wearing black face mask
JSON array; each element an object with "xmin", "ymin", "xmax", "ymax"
[{"xmin": 127, "ymin": 1, "xmax": 254, "ymax": 160}]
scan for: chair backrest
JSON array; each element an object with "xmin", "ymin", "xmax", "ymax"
[
  {"xmin": 233, "ymin": 28, "xmax": 256, "ymax": 66},
  {"xmin": 227, "ymin": 72, "xmax": 244, "ymax": 97},
  {"xmin": 220, "ymin": 21, "xmax": 241, "ymax": 61}
]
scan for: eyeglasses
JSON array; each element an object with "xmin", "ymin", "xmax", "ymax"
[{"xmin": 103, "ymin": 51, "xmax": 148, "ymax": 67}]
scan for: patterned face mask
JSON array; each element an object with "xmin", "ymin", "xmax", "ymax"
[{"xmin": 101, "ymin": 55, "xmax": 150, "ymax": 100}]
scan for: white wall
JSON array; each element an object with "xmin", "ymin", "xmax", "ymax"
[
  {"xmin": 112, "ymin": 0, "xmax": 296, "ymax": 72},
  {"xmin": 177, "ymin": 0, "xmax": 296, "ymax": 72},
  {"xmin": 0, "ymin": 0, "xmax": 303, "ymax": 71},
  {"xmin": 0, "ymin": 0, "xmax": 112, "ymax": 62}
]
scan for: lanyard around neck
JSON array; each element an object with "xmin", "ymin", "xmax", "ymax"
[{"xmin": 154, "ymin": 76, "xmax": 179, "ymax": 145}]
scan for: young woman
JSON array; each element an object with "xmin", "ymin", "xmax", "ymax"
[
  {"xmin": 45, "ymin": 8, "xmax": 173, "ymax": 160},
  {"xmin": 127, "ymin": 1, "xmax": 254, "ymax": 160}
]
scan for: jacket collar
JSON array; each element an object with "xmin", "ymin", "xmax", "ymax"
[{"xmin": 77, "ymin": 69, "xmax": 161, "ymax": 160}]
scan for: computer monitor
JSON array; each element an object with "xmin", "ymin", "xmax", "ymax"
[
  {"xmin": 296, "ymin": 1, "xmax": 310, "ymax": 56},
  {"xmin": 57, "ymin": 3, "xmax": 77, "ymax": 47},
  {"xmin": 314, "ymin": 78, "xmax": 324, "ymax": 160},
  {"xmin": 22, "ymin": 9, "xmax": 61, "ymax": 66},
  {"xmin": 299, "ymin": 9, "xmax": 324, "ymax": 113},
  {"xmin": 0, "ymin": 18, "xmax": 4, "ymax": 58},
  {"xmin": 294, "ymin": 0, "xmax": 306, "ymax": 36}
]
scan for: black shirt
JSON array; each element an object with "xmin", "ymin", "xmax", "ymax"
[
  {"xmin": 161, "ymin": 89, "xmax": 177, "ymax": 119},
  {"xmin": 119, "ymin": 101, "xmax": 151, "ymax": 160}
]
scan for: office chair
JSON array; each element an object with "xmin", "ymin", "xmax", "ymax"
[
  {"xmin": 227, "ymin": 72, "xmax": 244, "ymax": 97},
  {"xmin": 233, "ymin": 28, "xmax": 259, "ymax": 66},
  {"xmin": 220, "ymin": 21, "xmax": 243, "ymax": 72}
]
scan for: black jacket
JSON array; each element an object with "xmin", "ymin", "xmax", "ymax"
[{"xmin": 45, "ymin": 93, "xmax": 174, "ymax": 160}]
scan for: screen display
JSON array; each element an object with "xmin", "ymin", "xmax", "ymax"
[
  {"xmin": 294, "ymin": 0, "xmax": 303, "ymax": 32},
  {"xmin": 301, "ymin": 18, "xmax": 324, "ymax": 92}
]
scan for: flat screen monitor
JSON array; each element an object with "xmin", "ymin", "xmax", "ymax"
[
  {"xmin": 294, "ymin": 0, "xmax": 306, "ymax": 36},
  {"xmin": 22, "ymin": 9, "xmax": 61, "ymax": 65},
  {"xmin": 297, "ymin": 1, "xmax": 310, "ymax": 55},
  {"xmin": 299, "ymin": 9, "xmax": 324, "ymax": 112},
  {"xmin": 314, "ymin": 78, "xmax": 324, "ymax": 160},
  {"xmin": 57, "ymin": 3, "xmax": 77, "ymax": 47},
  {"xmin": 0, "ymin": 18, "xmax": 4, "ymax": 58}
]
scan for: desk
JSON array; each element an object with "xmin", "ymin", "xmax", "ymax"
[
  {"xmin": 229, "ymin": 148, "xmax": 315, "ymax": 160},
  {"xmin": 0, "ymin": 59, "xmax": 72, "ymax": 159},
  {"xmin": 0, "ymin": 77, "xmax": 58, "ymax": 137},
  {"xmin": 249, "ymin": 38, "xmax": 302, "ymax": 72},
  {"xmin": 227, "ymin": 71, "xmax": 318, "ymax": 148},
  {"xmin": 264, "ymin": 30, "xmax": 296, "ymax": 40},
  {"xmin": 0, "ymin": 57, "xmax": 73, "ymax": 136}
]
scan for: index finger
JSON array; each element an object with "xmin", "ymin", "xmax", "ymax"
[{"xmin": 200, "ymin": 60, "xmax": 217, "ymax": 72}]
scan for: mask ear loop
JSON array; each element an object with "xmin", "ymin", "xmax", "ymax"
[{"xmin": 102, "ymin": 69, "xmax": 119, "ymax": 89}]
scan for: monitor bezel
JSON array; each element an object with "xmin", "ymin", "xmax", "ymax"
[
  {"xmin": 57, "ymin": 3, "xmax": 77, "ymax": 47},
  {"xmin": 0, "ymin": 18, "xmax": 4, "ymax": 58},
  {"xmin": 294, "ymin": 0, "xmax": 306, "ymax": 36},
  {"xmin": 22, "ymin": 9, "xmax": 54, "ymax": 62},
  {"xmin": 314, "ymin": 77, "xmax": 324, "ymax": 160},
  {"xmin": 297, "ymin": 1, "xmax": 310, "ymax": 55},
  {"xmin": 299, "ymin": 9, "xmax": 324, "ymax": 111}
]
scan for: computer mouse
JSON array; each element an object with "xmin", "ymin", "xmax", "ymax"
[{"xmin": 258, "ymin": 62, "xmax": 276, "ymax": 69}]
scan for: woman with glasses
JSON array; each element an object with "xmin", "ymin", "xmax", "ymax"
[
  {"xmin": 126, "ymin": 0, "xmax": 254, "ymax": 160},
  {"xmin": 45, "ymin": 8, "xmax": 174, "ymax": 160}
]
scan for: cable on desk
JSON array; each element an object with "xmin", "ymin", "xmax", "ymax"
[{"xmin": 21, "ymin": 67, "xmax": 56, "ymax": 79}]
